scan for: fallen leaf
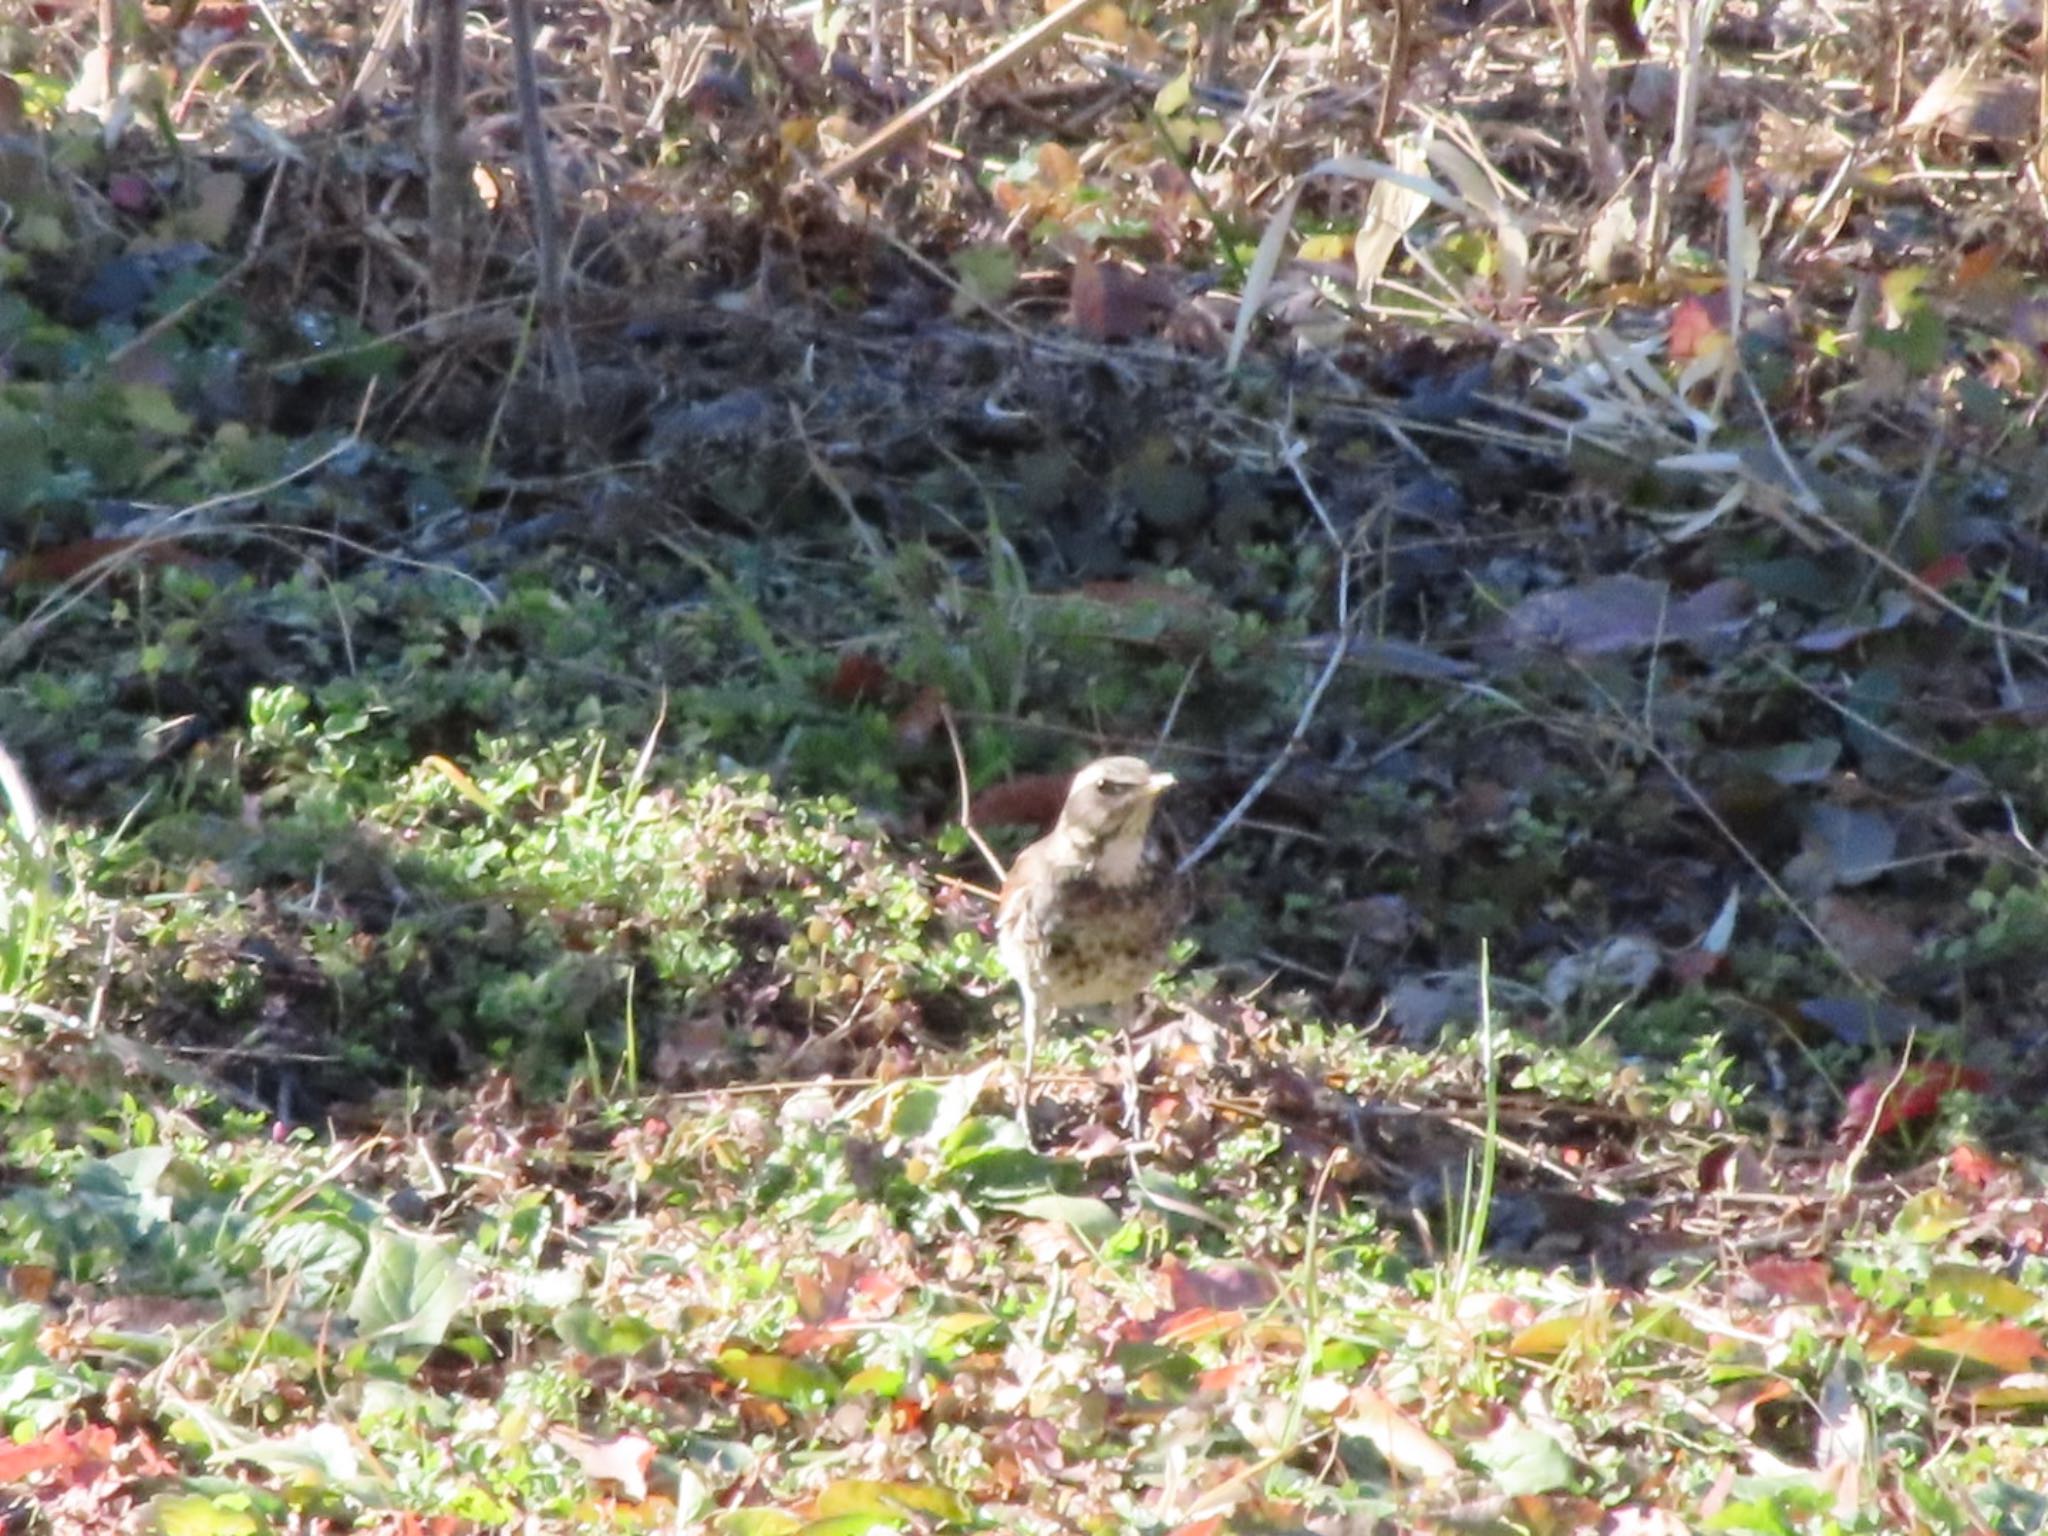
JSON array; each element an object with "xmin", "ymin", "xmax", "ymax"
[
  {"xmin": 1838, "ymin": 1063, "xmax": 1991, "ymax": 1142},
  {"xmin": 2, "ymin": 536, "xmax": 203, "ymax": 589},
  {"xmin": 824, "ymin": 651, "xmax": 892, "ymax": 704},
  {"xmin": 549, "ymin": 1428, "xmax": 656, "ymax": 1500},
  {"xmin": 891, "ymin": 684, "xmax": 947, "ymax": 751},
  {"xmin": 1069, "ymin": 252, "xmax": 1176, "ymax": 342},
  {"xmin": 1498, "ymin": 575, "xmax": 1752, "ymax": 658},
  {"xmin": 1335, "ymin": 1384, "xmax": 1459, "ymax": 1482},
  {"xmin": 1668, "ymin": 292, "xmax": 1728, "ymax": 362},
  {"xmin": 970, "ymin": 771, "xmax": 1074, "ymax": 833}
]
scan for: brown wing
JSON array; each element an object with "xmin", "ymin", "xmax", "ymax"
[{"xmin": 995, "ymin": 835, "xmax": 1056, "ymax": 987}]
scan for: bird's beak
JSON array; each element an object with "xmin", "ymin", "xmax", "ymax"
[{"xmin": 1144, "ymin": 771, "xmax": 1176, "ymax": 795}]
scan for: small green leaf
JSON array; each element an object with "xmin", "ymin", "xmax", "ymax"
[
  {"xmin": 710, "ymin": 1513, "xmax": 802, "ymax": 1536},
  {"xmin": 121, "ymin": 383, "xmax": 192, "ymax": 437},
  {"xmin": 1154, "ymin": 67, "xmax": 1192, "ymax": 117},
  {"xmin": 150, "ymin": 1493, "xmax": 270, "ymax": 1536},
  {"xmin": 716, "ymin": 1348, "xmax": 838, "ymax": 1408}
]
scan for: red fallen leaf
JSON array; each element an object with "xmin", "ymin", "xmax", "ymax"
[
  {"xmin": 2, "ymin": 536, "xmax": 204, "ymax": 589},
  {"xmin": 824, "ymin": 650, "xmax": 893, "ymax": 704},
  {"xmin": 1878, "ymin": 1321, "xmax": 2048, "ymax": 1374},
  {"xmin": 1838, "ymin": 1063, "xmax": 1991, "ymax": 1142},
  {"xmin": 1668, "ymin": 292, "xmax": 1728, "ymax": 361},
  {"xmin": 0, "ymin": 1422, "xmax": 114, "ymax": 1483},
  {"xmin": 0, "ymin": 1429, "xmax": 81, "ymax": 1482},
  {"xmin": 891, "ymin": 684, "xmax": 947, "ymax": 751},
  {"xmin": 1196, "ymin": 1360, "xmax": 1259, "ymax": 1393},
  {"xmin": 969, "ymin": 771, "xmax": 1073, "ymax": 833},
  {"xmin": 1950, "ymin": 1143, "xmax": 1999, "ymax": 1187},
  {"xmin": 1916, "ymin": 551, "xmax": 1970, "ymax": 590},
  {"xmin": 1155, "ymin": 1306, "xmax": 1245, "ymax": 1346}
]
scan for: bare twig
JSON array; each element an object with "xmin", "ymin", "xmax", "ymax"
[
  {"xmin": 505, "ymin": 0, "xmax": 581, "ymax": 406},
  {"xmin": 423, "ymin": 0, "xmax": 471, "ymax": 335},
  {"xmin": 821, "ymin": 0, "xmax": 1106, "ymax": 182},
  {"xmin": 942, "ymin": 703, "xmax": 1008, "ymax": 886},
  {"xmin": 1178, "ymin": 443, "xmax": 1360, "ymax": 873}
]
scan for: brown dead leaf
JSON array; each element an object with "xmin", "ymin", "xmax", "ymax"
[
  {"xmin": 1069, "ymin": 252, "xmax": 1177, "ymax": 341},
  {"xmin": 824, "ymin": 650, "xmax": 893, "ymax": 704},
  {"xmin": 1757, "ymin": 106, "xmax": 1850, "ymax": 191},
  {"xmin": 970, "ymin": 771, "xmax": 1073, "ymax": 833},
  {"xmin": 1812, "ymin": 894, "xmax": 1918, "ymax": 981},
  {"xmin": 2, "ymin": 536, "xmax": 203, "ymax": 589},
  {"xmin": 891, "ymin": 684, "xmax": 947, "ymax": 751}
]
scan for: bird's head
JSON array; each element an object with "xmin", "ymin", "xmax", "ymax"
[{"xmin": 1056, "ymin": 756, "xmax": 1175, "ymax": 849}]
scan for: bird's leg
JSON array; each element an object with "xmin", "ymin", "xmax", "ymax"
[
  {"xmin": 1016, "ymin": 989, "xmax": 1040, "ymax": 1132},
  {"xmin": 1114, "ymin": 998, "xmax": 1144, "ymax": 1148}
]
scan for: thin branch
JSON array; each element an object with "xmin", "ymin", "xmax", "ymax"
[{"xmin": 1179, "ymin": 442, "xmax": 1359, "ymax": 873}]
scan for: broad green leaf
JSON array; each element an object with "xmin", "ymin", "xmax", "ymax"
[
  {"xmin": 1001, "ymin": 1194, "xmax": 1117, "ymax": 1244},
  {"xmin": 1472, "ymin": 1422, "xmax": 1576, "ymax": 1496},
  {"xmin": 347, "ymin": 1228, "xmax": 468, "ymax": 1347},
  {"xmin": 1926, "ymin": 1263, "xmax": 2040, "ymax": 1319}
]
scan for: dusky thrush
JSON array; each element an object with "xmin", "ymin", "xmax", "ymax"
[{"xmin": 996, "ymin": 755, "xmax": 1184, "ymax": 1122}]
